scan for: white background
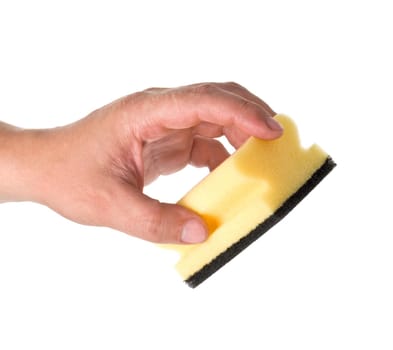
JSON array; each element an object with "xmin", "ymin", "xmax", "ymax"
[{"xmin": 1, "ymin": 0, "xmax": 392, "ymax": 349}]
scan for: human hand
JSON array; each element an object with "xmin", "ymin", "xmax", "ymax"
[{"xmin": 1, "ymin": 83, "xmax": 282, "ymax": 243}]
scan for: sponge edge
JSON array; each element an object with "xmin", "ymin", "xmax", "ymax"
[
  {"xmin": 165, "ymin": 114, "xmax": 336, "ymax": 288},
  {"xmin": 185, "ymin": 156, "xmax": 335, "ymax": 287}
]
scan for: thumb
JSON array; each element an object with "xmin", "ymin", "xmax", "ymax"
[{"xmin": 114, "ymin": 188, "xmax": 208, "ymax": 244}]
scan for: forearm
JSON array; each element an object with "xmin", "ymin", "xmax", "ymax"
[{"xmin": 0, "ymin": 121, "xmax": 47, "ymax": 203}]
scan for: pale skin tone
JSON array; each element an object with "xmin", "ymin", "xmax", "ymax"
[{"xmin": 0, "ymin": 82, "xmax": 283, "ymax": 244}]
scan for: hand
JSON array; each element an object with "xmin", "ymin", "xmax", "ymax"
[{"xmin": 0, "ymin": 82, "xmax": 282, "ymax": 243}]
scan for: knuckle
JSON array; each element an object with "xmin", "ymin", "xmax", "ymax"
[
  {"xmin": 239, "ymin": 99, "xmax": 254, "ymax": 112},
  {"xmin": 237, "ymin": 99, "xmax": 261, "ymax": 118},
  {"xmin": 226, "ymin": 81, "xmax": 243, "ymax": 89},
  {"xmin": 143, "ymin": 87, "xmax": 163, "ymax": 94},
  {"xmin": 192, "ymin": 82, "xmax": 216, "ymax": 95},
  {"xmin": 140, "ymin": 200, "xmax": 165, "ymax": 243}
]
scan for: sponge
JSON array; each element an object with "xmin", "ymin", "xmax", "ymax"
[{"xmin": 166, "ymin": 114, "xmax": 336, "ymax": 288}]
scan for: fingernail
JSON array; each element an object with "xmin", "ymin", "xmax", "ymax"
[
  {"xmin": 266, "ymin": 117, "xmax": 283, "ymax": 131},
  {"xmin": 181, "ymin": 220, "xmax": 207, "ymax": 244}
]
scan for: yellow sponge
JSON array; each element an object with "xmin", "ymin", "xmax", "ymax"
[{"xmin": 166, "ymin": 114, "xmax": 335, "ymax": 287}]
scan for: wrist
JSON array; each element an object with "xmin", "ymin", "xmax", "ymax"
[{"xmin": 0, "ymin": 123, "xmax": 52, "ymax": 203}]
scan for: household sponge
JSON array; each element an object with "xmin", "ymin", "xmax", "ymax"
[{"xmin": 166, "ymin": 114, "xmax": 335, "ymax": 287}]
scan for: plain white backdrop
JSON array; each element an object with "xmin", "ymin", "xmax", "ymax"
[{"xmin": 1, "ymin": 0, "xmax": 392, "ymax": 349}]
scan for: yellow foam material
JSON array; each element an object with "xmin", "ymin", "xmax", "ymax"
[{"xmin": 167, "ymin": 114, "xmax": 328, "ymax": 280}]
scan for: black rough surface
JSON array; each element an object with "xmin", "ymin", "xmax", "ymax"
[{"xmin": 185, "ymin": 156, "xmax": 336, "ymax": 288}]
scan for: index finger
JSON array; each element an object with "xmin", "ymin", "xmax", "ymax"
[{"xmin": 133, "ymin": 83, "xmax": 283, "ymax": 143}]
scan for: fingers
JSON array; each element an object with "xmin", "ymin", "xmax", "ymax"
[
  {"xmin": 112, "ymin": 186, "xmax": 208, "ymax": 244},
  {"xmin": 113, "ymin": 139, "xmax": 229, "ymax": 244},
  {"xmin": 190, "ymin": 136, "xmax": 230, "ymax": 171},
  {"xmin": 133, "ymin": 82, "xmax": 283, "ymax": 144},
  {"xmin": 192, "ymin": 121, "xmax": 257, "ymax": 148},
  {"xmin": 193, "ymin": 122, "xmax": 224, "ymax": 138},
  {"xmin": 213, "ymin": 82, "xmax": 276, "ymax": 116}
]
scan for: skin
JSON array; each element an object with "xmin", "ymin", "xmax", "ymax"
[{"xmin": 0, "ymin": 82, "xmax": 283, "ymax": 244}]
